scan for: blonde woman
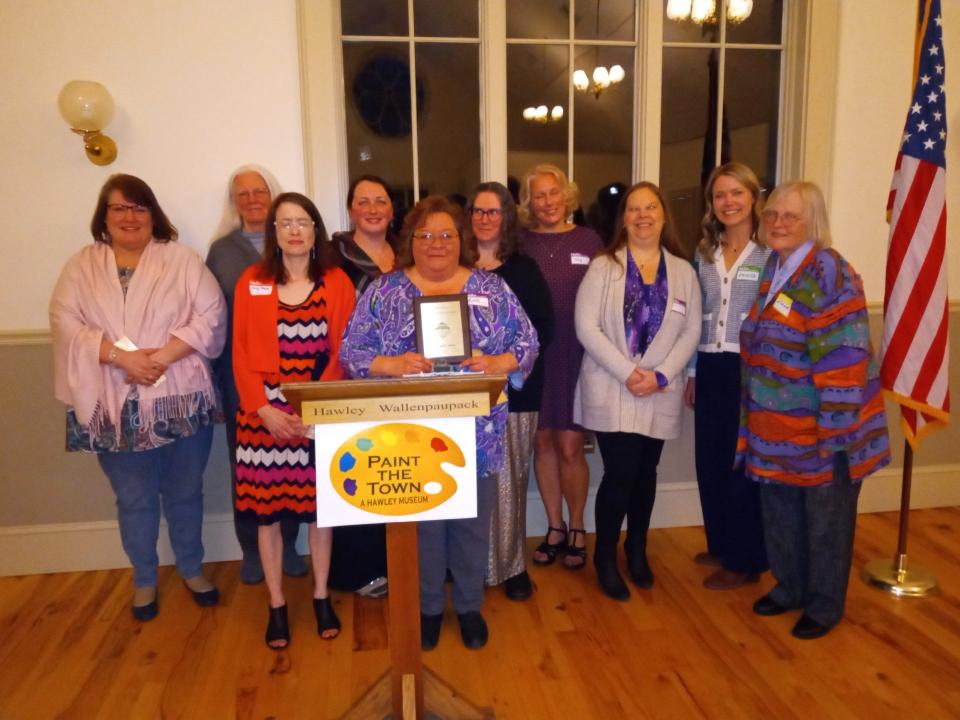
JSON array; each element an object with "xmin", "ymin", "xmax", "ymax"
[{"xmin": 519, "ymin": 164, "xmax": 603, "ymax": 570}]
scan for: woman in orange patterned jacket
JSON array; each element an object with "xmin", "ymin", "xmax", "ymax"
[
  {"xmin": 738, "ymin": 181, "xmax": 890, "ymax": 640},
  {"xmin": 233, "ymin": 192, "xmax": 356, "ymax": 649}
]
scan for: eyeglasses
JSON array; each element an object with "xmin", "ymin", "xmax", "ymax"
[
  {"xmin": 107, "ymin": 203, "xmax": 150, "ymax": 216},
  {"xmin": 275, "ymin": 219, "xmax": 315, "ymax": 232},
  {"xmin": 761, "ymin": 210, "xmax": 803, "ymax": 227},
  {"xmin": 413, "ymin": 231, "xmax": 459, "ymax": 244},
  {"xmin": 471, "ymin": 208, "xmax": 503, "ymax": 220},
  {"xmin": 236, "ymin": 188, "xmax": 269, "ymax": 201}
]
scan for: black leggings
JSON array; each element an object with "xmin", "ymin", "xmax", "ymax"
[{"xmin": 594, "ymin": 432, "xmax": 664, "ymax": 562}]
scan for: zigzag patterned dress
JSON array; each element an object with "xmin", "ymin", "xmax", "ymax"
[{"xmin": 235, "ymin": 284, "xmax": 330, "ymax": 524}]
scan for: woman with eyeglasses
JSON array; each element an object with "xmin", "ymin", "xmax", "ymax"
[
  {"xmin": 50, "ymin": 174, "xmax": 226, "ymax": 622},
  {"xmin": 574, "ymin": 182, "xmax": 701, "ymax": 601},
  {"xmin": 684, "ymin": 162, "xmax": 771, "ymax": 590},
  {"xmin": 467, "ymin": 182, "xmax": 553, "ymax": 601},
  {"xmin": 739, "ymin": 181, "xmax": 889, "ymax": 639},
  {"xmin": 518, "ymin": 163, "xmax": 604, "ymax": 571},
  {"xmin": 206, "ymin": 165, "xmax": 308, "ymax": 586},
  {"xmin": 340, "ymin": 195, "xmax": 539, "ymax": 650},
  {"xmin": 232, "ymin": 192, "xmax": 356, "ymax": 649}
]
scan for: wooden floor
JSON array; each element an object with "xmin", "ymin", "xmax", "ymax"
[{"xmin": 2, "ymin": 508, "xmax": 959, "ymax": 719}]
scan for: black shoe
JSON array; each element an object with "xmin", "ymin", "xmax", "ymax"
[
  {"xmin": 752, "ymin": 593, "xmax": 791, "ymax": 616},
  {"xmin": 594, "ymin": 558, "xmax": 630, "ymax": 601},
  {"xmin": 504, "ymin": 571, "xmax": 533, "ymax": 601},
  {"xmin": 282, "ymin": 546, "xmax": 308, "ymax": 578},
  {"xmin": 132, "ymin": 600, "xmax": 158, "ymax": 622},
  {"xmin": 791, "ymin": 614, "xmax": 831, "ymax": 640},
  {"xmin": 184, "ymin": 585, "xmax": 219, "ymax": 607},
  {"xmin": 457, "ymin": 611, "xmax": 489, "ymax": 649},
  {"xmin": 314, "ymin": 597, "xmax": 341, "ymax": 640},
  {"xmin": 421, "ymin": 613, "xmax": 443, "ymax": 650},
  {"xmin": 265, "ymin": 604, "xmax": 290, "ymax": 649},
  {"xmin": 625, "ymin": 551, "xmax": 654, "ymax": 589}
]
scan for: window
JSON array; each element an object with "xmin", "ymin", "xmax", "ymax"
[
  {"xmin": 301, "ymin": 1, "xmax": 821, "ymax": 237},
  {"xmin": 660, "ymin": 1, "xmax": 785, "ymax": 252}
]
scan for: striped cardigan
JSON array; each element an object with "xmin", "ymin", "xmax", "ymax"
[{"xmin": 737, "ymin": 246, "xmax": 891, "ymax": 486}]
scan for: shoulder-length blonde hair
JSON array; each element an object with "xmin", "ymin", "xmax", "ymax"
[
  {"xmin": 699, "ymin": 161, "xmax": 764, "ymax": 259},
  {"xmin": 760, "ymin": 181, "xmax": 832, "ymax": 249},
  {"xmin": 517, "ymin": 164, "xmax": 579, "ymax": 228}
]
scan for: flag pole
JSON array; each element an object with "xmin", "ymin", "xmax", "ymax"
[{"xmin": 861, "ymin": 440, "xmax": 938, "ymax": 596}]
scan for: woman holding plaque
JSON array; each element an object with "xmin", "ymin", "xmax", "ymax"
[
  {"xmin": 574, "ymin": 182, "xmax": 701, "ymax": 601},
  {"xmin": 519, "ymin": 164, "xmax": 604, "ymax": 570},
  {"xmin": 233, "ymin": 192, "xmax": 356, "ymax": 649},
  {"xmin": 340, "ymin": 195, "xmax": 539, "ymax": 650},
  {"xmin": 468, "ymin": 181, "xmax": 554, "ymax": 600}
]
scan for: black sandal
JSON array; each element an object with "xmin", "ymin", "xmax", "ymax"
[
  {"xmin": 563, "ymin": 528, "xmax": 588, "ymax": 570},
  {"xmin": 314, "ymin": 597, "xmax": 341, "ymax": 640},
  {"xmin": 532, "ymin": 522, "xmax": 568, "ymax": 566},
  {"xmin": 265, "ymin": 604, "xmax": 290, "ymax": 649}
]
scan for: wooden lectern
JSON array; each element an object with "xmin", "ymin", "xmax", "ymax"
[{"xmin": 284, "ymin": 375, "xmax": 502, "ymax": 720}]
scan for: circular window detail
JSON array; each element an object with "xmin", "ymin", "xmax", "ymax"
[{"xmin": 352, "ymin": 55, "xmax": 426, "ymax": 138}]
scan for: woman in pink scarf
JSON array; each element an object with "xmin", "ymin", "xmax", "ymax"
[{"xmin": 50, "ymin": 174, "xmax": 227, "ymax": 622}]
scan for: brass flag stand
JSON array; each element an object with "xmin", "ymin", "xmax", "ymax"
[{"xmin": 861, "ymin": 442, "xmax": 937, "ymax": 596}]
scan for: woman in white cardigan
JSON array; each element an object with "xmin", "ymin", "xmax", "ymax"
[{"xmin": 574, "ymin": 181, "xmax": 701, "ymax": 601}]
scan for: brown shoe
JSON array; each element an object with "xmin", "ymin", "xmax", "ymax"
[
  {"xmin": 693, "ymin": 552, "xmax": 722, "ymax": 567},
  {"xmin": 703, "ymin": 568, "xmax": 760, "ymax": 590}
]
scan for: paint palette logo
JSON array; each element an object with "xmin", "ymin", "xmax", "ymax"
[{"xmin": 330, "ymin": 423, "xmax": 465, "ymax": 515}]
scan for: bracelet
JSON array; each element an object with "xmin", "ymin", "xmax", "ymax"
[{"xmin": 107, "ymin": 347, "xmax": 118, "ymax": 366}]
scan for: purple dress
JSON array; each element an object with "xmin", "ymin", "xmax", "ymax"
[{"xmin": 523, "ymin": 225, "xmax": 604, "ymax": 430}]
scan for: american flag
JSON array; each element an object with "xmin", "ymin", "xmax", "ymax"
[{"xmin": 880, "ymin": 0, "xmax": 949, "ymax": 448}]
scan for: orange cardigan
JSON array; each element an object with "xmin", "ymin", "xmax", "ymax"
[{"xmin": 232, "ymin": 263, "xmax": 356, "ymax": 417}]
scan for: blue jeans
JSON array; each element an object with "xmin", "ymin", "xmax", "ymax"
[{"xmin": 98, "ymin": 426, "xmax": 213, "ymax": 587}]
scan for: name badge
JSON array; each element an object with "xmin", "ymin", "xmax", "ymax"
[
  {"xmin": 570, "ymin": 252, "xmax": 590, "ymax": 265},
  {"xmin": 671, "ymin": 298, "xmax": 687, "ymax": 316},
  {"xmin": 249, "ymin": 281, "xmax": 273, "ymax": 296},
  {"xmin": 737, "ymin": 266, "xmax": 760, "ymax": 282},
  {"xmin": 773, "ymin": 292, "xmax": 793, "ymax": 317},
  {"xmin": 467, "ymin": 294, "xmax": 489, "ymax": 308}
]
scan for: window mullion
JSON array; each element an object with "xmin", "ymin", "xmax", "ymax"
[
  {"xmin": 481, "ymin": 0, "xmax": 508, "ymax": 182},
  {"xmin": 407, "ymin": 0, "xmax": 419, "ymax": 200}
]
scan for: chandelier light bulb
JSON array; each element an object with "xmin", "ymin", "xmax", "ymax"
[
  {"xmin": 572, "ymin": 69, "xmax": 590, "ymax": 91},
  {"xmin": 609, "ymin": 64, "xmax": 625, "ymax": 84},
  {"xmin": 551, "ymin": 105, "xmax": 564, "ymax": 121},
  {"xmin": 592, "ymin": 65, "xmax": 610, "ymax": 87},
  {"xmin": 536, "ymin": 105, "xmax": 548, "ymax": 122},
  {"xmin": 690, "ymin": 0, "xmax": 715, "ymax": 24},
  {"xmin": 727, "ymin": 0, "xmax": 753, "ymax": 23},
  {"xmin": 523, "ymin": 107, "xmax": 536, "ymax": 121},
  {"xmin": 666, "ymin": 0, "xmax": 692, "ymax": 21}
]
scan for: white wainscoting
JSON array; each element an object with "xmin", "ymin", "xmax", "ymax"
[{"xmin": 1, "ymin": 463, "xmax": 957, "ymax": 577}]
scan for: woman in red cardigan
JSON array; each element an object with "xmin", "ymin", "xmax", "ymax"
[{"xmin": 233, "ymin": 192, "xmax": 355, "ymax": 649}]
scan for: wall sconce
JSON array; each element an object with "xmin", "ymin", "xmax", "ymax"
[
  {"xmin": 523, "ymin": 105, "xmax": 564, "ymax": 124},
  {"xmin": 58, "ymin": 80, "xmax": 117, "ymax": 166}
]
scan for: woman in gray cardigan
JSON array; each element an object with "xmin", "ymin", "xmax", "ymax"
[{"xmin": 574, "ymin": 181, "xmax": 701, "ymax": 601}]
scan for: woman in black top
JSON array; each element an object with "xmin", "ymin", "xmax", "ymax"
[
  {"xmin": 467, "ymin": 181, "xmax": 554, "ymax": 600},
  {"xmin": 326, "ymin": 174, "xmax": 399, "ymax": 596}
]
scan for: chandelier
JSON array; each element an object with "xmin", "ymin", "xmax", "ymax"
[
  {"xmin": 572, "ymin": 2, "xmax": 625, "ymax": 98},
  {"xmin": 666, "ymin": 0, "xmax": 753, "ymax": 25},
  {"xmin": 523, "ymin": 105, "xmax": 564, "ymax": 124}
]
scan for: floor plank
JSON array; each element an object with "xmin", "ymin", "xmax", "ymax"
[{"xmin": 1, "ymin": 508, "xmax": 958, "ymax": 719}]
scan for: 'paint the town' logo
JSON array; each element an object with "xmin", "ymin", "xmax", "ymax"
[{"xmin": 330, "ymin": 423, "xmax": 464, "ymax": 515}]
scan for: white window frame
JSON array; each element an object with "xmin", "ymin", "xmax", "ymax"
[{"xmin": 297, "ymin": 0, "xmax": 839, "ymax": 231}]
